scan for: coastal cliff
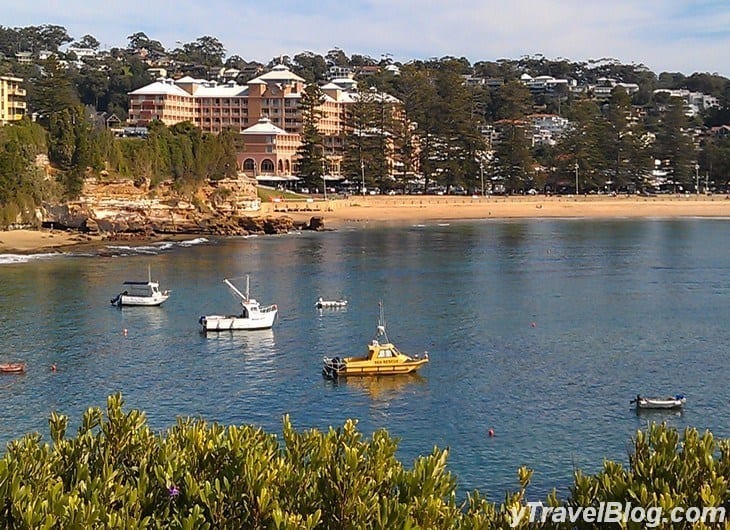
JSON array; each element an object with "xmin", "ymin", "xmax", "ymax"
[{"xmin": 42, "ymin": 176, "xmax": 323, "ymax": 237}]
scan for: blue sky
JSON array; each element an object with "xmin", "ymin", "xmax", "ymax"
[{"xmin": 8, "ymin": 0, "xmax": 730, "ymax": 77}]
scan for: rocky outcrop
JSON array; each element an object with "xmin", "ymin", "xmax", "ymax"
[
  {"xmin": 308, "ymin": 216, "xmax": 325, "ymax": 231},
  {"xmin": 42, "ymin": 176, "xmax": 324, "ymax": 236}
]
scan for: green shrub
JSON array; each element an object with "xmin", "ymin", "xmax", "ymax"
[{"xmin": 0, "ymin": 395, "xmax": 728, "ymax": 529}]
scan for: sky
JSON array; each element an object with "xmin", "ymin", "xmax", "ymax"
[{"xmin": 7, "ymin": 0, "xmax": 730, "ymax": 78}]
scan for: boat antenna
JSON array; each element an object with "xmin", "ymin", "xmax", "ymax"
[{"xmin": 376, "ymin": 300, "xmax": 388, "ymax": 342}]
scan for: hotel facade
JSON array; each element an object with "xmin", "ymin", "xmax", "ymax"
[{"xmin": 128, "ymin": 65, "xmax": 400, "ymax": 179}]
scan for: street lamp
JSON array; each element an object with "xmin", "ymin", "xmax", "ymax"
[
  {"xmin": 695, "ymin": 163, "xmax": 700, "ymax": 195},
  {"xmin": 360, "ymin": 159, "xmax": 365, "ymax": 196},
  {"xmin": 480, "ymin": 160, "xmax": 485, "ymax": 196},
  {"xmin": 322, "ymin": 159, "xmax": 327, "ymax": 201},
  {"xmin": 574, "ymin": 162, "xmax": 579, "ymax": 195}
]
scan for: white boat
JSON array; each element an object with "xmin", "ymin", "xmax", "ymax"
[
  {"xmin": 315, "ymin": 297, "xmax": 348, "ymax": 309},
  {"xmin": 631, "ymin": 394, "xmax": 686, "ymax": 410},
  {"xmin": 199, "ymin": 276, "xmax": 277, "ymax": 332},
  {"xmin": 111, "ymin": 267, "xmax": 170, "ymax": 307}
]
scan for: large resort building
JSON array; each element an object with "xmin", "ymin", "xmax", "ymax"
[
  {"xmin": 128, "ymin": 65, "xmax": 399, "ymax": 180},
  {"xmin": 0, "ymin": 76, "xmax": 27, "ymax": 125}
]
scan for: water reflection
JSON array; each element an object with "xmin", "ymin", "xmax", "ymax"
[
  {"xmin": 116, "ymin": 306, "xmax": 171, "ymax": 330},
  {"xmin": 634, "ymin": 407, "xmax": 684, "ymax": 418},
  {"xmin": 331, "ymin": 373, "xmax": 426, "ymax": 401},
  {"xmin": 202, "ymin": 329, "xmax": 277, "ymax": 359}
]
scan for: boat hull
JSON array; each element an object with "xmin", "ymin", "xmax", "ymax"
[
  {"xmin": 316, "ymin": 300, "xmax": 348, "ymax": 309},
  {"xmin": 637, "ymin": 399, "xmax": 685, "ymax": 410},
  {"xmin": 322, "ymin": 357, "xmax": 428, "ymax": 379},
  {"xmin": 112, "ymin": 293, "xmax": 170, "ymax": 307},
  {"xmin": 200, "ymin": 311, "xmax": 277, "ymax": 332},
  {"xmin": 0, "ymin": 363, "xmax": 26, "ymax": 374}
]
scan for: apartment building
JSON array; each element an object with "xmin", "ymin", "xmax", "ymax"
[
  {"xmin": 653, "ymin": 88, "xmax": 719, "ymax": 116},
  {"xmin": 520, "ymin": 74, "xmax": 574, "ymax": 96},
  {"xmin": 527, "ymin": 113, "xmax": 570, "ymax": 146},
  {"xmin": 590, "ymin": 78, "xmax": 640, "ymax": 100},
  {"xmin": 0, "ymin": 76, "xmax": 27, "ymax": 125},
  {"xmin": 129, "ymin": 64, "xmax": 403, "ymax": 178}
]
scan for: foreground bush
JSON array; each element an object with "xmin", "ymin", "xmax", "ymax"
[{"xmin": 0, "ymin": 395, "xmax": 727, "ymax": 529}]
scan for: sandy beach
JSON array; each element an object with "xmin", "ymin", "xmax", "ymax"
[
  {"xmin": 2, "ymin": 194, "xmax": 729, "ymax": 254},
  {"xmin": 273, "ymin": 194, "xmax": 730, "ymax": 228},
  {"xmin": 0, "ymin": 229, "xmax": 99, "ymax": 254}
]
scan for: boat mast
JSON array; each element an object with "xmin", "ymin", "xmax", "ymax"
[
  {"xmin": 224, "ymin": 278, "xmax": 249, "ymax": 302},
  {"xmin": 377, "ymin": 301, "xmax": 388, "ymax": 342}
]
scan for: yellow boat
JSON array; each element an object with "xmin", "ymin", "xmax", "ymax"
[{"xmin": 322, "ymin": 303, "xmax": 428, "ymax": 378}]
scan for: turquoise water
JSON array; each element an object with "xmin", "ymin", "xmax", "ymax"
[{"xmin": 1, "ymin": 219, "xmax": 729, "ymax": 499}]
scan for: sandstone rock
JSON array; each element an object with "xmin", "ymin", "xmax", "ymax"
[
  {"xmin": 83, "ymin": 218, "xmax": 99, "ymax": 234},
  {"xmin": 308, "ymin": 216, "xmax": 325, "ymax": 231},
  {"xmin": 263, "ymin": 216, "xmax": 295, "ymax": 234},
  {"xmin": 41, "ymin": 177, "xmax": 320, "ymax": 237}
]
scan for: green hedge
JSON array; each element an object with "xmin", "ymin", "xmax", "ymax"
[{"xmin": 0, "ymin": 394, "xmax": 727, "ymax": 529}]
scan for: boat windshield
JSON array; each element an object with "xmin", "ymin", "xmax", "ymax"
[
  {"xmin": 377, "ymin": 348, "xmax": 394, "ymax": 358},
  {"xmin": 123, "ymin": 282, "xmax": 154, "ymax": 296}
]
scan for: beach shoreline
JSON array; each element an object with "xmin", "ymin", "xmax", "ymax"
[
  {"xmin": 0, "ymin": 229, "xmax": 99, "ymax": 255},
  {"xmin": 2, "ymin": 195, "xmax": 729, "ymax": 254},
  {"xmin": 275, "ymin": 194, "xmax": 730, "ymax": 228}
]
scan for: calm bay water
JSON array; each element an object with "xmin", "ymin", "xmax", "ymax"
[{"xmin": 1, "ymin": 219, "xmax": 729, "ymax": 499}]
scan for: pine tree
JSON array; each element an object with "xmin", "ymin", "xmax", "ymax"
[
  {"xmin": 341, "ymin": 88, "xmax": 380, "ymax": 192},
  {"xmin": 654, "ymin": 97, "xmax": 697, "ymax": 190},
  {"xmin": 296, "ymin": 84, "xmax": 326, "ymax": 190}
]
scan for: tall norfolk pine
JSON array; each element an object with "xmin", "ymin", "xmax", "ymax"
[{"xmin": 0, "ymin": 394, "xmax": 727, "ymax": 529}]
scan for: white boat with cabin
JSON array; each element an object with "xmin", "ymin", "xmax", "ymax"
[
  {"xmin": 111, "ymin": 267, "xmax": 170, "ymax": 307},
  {"xmin": 199, "ymin": 276, "xmax": 278, "ymax": 332}
]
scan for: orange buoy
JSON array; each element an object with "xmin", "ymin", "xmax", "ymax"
[
  {"xmin": 488, "ymin": 428, "xmax": 495, "ymax": 437},
  {"xmin": 50, "ymin": 364, "xmax": 57, "ymax": 372}
]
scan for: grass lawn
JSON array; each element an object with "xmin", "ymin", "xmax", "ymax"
[{"xmin": 257, "ymin": 186, "xmax": 306, "ymax": 202}]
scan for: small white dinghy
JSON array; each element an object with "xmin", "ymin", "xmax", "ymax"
[
  {"xmin": 631, "ymin": 394, "xmax": 686, "ymax": 410},
  {"xmin": 199, "ymin": 276, "xmax": 277, "ymax": 332},
  {"xmin": 315, "ymin": 297, "xmax": 348, "ymax": 309}
]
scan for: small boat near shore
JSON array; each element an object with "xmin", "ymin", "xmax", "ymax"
[
  {"xmin": 315, "ymin": 297, "xmax": 348, "ymax": 309},
  {"xmin": 631, "ymin": 394, "xmax": 686, "ymax": 410},
  {"xmin": 322, "ymin": 302, "xmax": 428, "ymax": 378},
  {"xmin": 0, "ymin": 362, "xmax": 26, "ymax": 374},
  {"xmin": 199, "ymin": 276, "xmax": 278, "ymax": 332},
  {"xmin": 111, "ymin": 266, "xmax": 170, "ymax": 307}
]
